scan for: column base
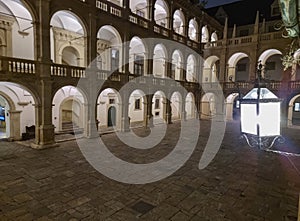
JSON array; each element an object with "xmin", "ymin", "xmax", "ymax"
[{"xmin": 30, "ymin": 142, "xmax": 59, "ymax": 150}]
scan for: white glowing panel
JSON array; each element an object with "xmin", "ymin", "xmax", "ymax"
[
  {"xmin": 241, "ymin": 102, "xmax": 281, "ymax": 136},
  {"xmin": 240, "ymin": 103, "xmax": 257, "ymax": 135}
]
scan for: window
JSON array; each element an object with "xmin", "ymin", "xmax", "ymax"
[
  {"xmin": 266, "ymin": 62, "xmax": 276, "ymax": 70},
  {"xmin": 237, "ymin": 64, "xmax": 246, "ymax": 72},
  {"xmin": 109, "ymin": 99, "xmax": 115, "ymax": 104},
  {"xmin": 111, "ymin": 49, "xmax": 119, "ymax": 71},
  {"xmin": 239, "ymin": 29, "xmax": 249, "ymax": 37},
  {"xmin": 135, "ymin": 99, "xmax": 141, "ymax": 110},
  {"xmin": 134, "ymin": 55, "xmax": 144, "ymax": 75},
  {"xmin": 294, "ymin": 103, "xmax": 300, "ymax": 112},
  {"xmin": 0, "ymin": 106, "xmax": 5, "ymax": 121},
  {"xmin": 155, "ymin": 99, "xmax": 160, "ymax": 109}
]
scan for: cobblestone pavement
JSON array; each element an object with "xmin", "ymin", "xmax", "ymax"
[{"xmin": 0, "ymin": 120, "xmax": 299, "ymax": 221}]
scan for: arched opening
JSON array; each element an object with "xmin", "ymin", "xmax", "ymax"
[
  {"xmin": 201, "ymin": 26, "xmax": 209, "ymax": 43},
  {"xmin": 97, "ymin": 88, "xmax": 121, "ymax": 131},
  {"xmin": 288, "ymin": 94, "xmax": 300, "ymax": 127},
  {"xmin": 173, "ymin": 9, "xmax": 185, "ymax": 35},
  {"xmin": 152, "ymin": 91, "xmax": 166, "ymax": 124},
  {"xmin": 258, "ymin": 49, "xmax": 283, "ymax": 79},
  {"xmin": 129, "ymin": 37, "xmax": 146, "ymax": 75},
  {"xmin": 154, "ymin": 0, "xmax": 169, "ymax": 28},
  {"xmin": 0, "ymin": 95, "xmax": 10, "ymax": 139},
  {"xmin": 50, "ymin": 11, "xmax": 86, "ymax": 66},
  {"xmin": 153, "ymin": 44, "xmax": 167, "ymax": 78},
  {"xmin": 203, "ymin": 56, "xmax": 220, "ymax": 83},
  {"xmin": 227, "ymin": 52, "xmax": 249, "ymax": 82},
  {"xmin": 0, "ymin": 82, "xmax": 36, "ymax": 141},
  {"xmin": 211, "ymin": 31, "xmax": 218, "ymax": 42},
  {"xmin": 130, "ymin": 0, "xmax": 149, "ymax": 19},
  {"xmin": 129, "ymin": 89, "xmax": 145, "ymax": 128},
  {"xmin": 52, "ymin": 86, "xmax": 86, "ymax": 136},
  {"xmin": 188, "ymin": 19, "xmax": 198, "ymax": 41},
  {"xmin": 185, "ymin": 92, "xmax": 196, "ymax": 119},
  {"xmin": 170, "ymin": 92, "xmax": 182, "ymax": 121},
  {"xmin": 225, "ymin": 93, "xmax": 240, "ymax": 121},
  {"xmin": 61, "ymin": 46, "xmax": 80, "ymax": 66},
  {"xmin": 293, "ymin": 49, "xmax": 300, "ymax": 80},
  {"xmin": 97, "ymin": 25, "xmax": 122, "ymax": 72},
  {"xmin": 201, "ymin": 93, "xmax": 216, "ymax": 119},
  {"xmin": 172, "ymin": 50, "xmax": 183, "ymax": 81},
  {"xmin": 0, "ymin": 0, "xmax": 34, "ymax": 59},
  {"xmin": 186, "ymin": 54, "xmax": 197, "ymax": 82}
]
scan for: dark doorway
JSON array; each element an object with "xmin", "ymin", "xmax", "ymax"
[{"xmin": 108, "ymin": 106, "xmax": 116, "ymax": 127}]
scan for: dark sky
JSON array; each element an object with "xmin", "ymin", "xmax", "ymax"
[{"xmin": 205, "ymin": 0, "xmax": 241, "ymax": 8}]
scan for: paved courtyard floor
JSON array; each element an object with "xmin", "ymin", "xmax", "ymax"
[{"xmin": 0, "ymin": 120, "xmax": 299, "ymax": 220}]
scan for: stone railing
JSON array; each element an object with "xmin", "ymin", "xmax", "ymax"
[
  {"xmin": 96, "ymin": 0, "xmax": 122, "ymax": 17},
  {"xmin": 129, "ymin": 13, "xmax": 149, "ymax": 29},
  {"xmin": 0, "ymin": 56, "xmax": 36, "ymax": 74},
  {"xmin": 153, "ymin": 25, "xmax": 169, "ymax": 37},
  {"xmin": 51, "ymin": 64, "xmax": 86, "ymax": 78}
]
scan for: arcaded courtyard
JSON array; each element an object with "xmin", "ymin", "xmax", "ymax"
[{"xmin": 0, "ymin": 120, "xmax": 299, "ymax": 220}]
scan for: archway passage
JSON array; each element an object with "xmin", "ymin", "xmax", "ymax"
[
  {"xmin": 171, "ymin": 92, "xmax": 182, "ymax": 121},
  {"xmin": 201, "ymin": 93, "xmax": 216, "ymax": 119},
  {"xmin": 0, "ymin": 95, "xmax": 9, "ymax": 139},
  {"xmin": 288, "ymin": 94, "xmax": 300, "ymax": 127},
  {"xmin": 185, "ymin": 92, "xmax": 196, "ymax": 119},
  {"xmin": 52, "ymin": 86, "xmax": 86, "ymax": 135},
  {"xmin": 0, "ymin": 82, "xmax": 36, "ymax": 141},
  {"xmin": 225, "ymin": 93, "xmax": 240, "ymax": 121},
  {"xmin": 108, "ymin": 106, "xmax": 116, "ymax": 127},
  {"xmin": 152, "ymin": 91, "xmax": 166, "ymax": 125},
  {"xmin": 128, "ymin": 90, "xmax": 145, "ymax": 128}
]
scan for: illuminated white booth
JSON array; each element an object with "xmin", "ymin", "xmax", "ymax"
[{"xmin": 240, "ymin": 80, "xmax": 284, "ymax": 149}]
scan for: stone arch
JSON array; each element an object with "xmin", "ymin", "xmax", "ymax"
[
  {"xmin": 152, "ymin": 90, "xmax": 166, "ymax": 124},
  {"xmin": 60, "ymin": 46, "xmax": 80, "ymax": 66},
  {"xmin": 188, "ymin": 18, "xmax": 198, "ymax": 41},
  {"xmin": 201, "ymin": 92, "xmax": 216, "ymax": 119},
  {"xmin": 227, "ymin": 52, "xmax": 250, "ymax": 82},
  {"xmin": 287, "ymin": 94, "xmax": 300, "ymax": 127},
  {"xmin": 129, "ymin": 36, "xmax": 147, "ymax": 75},
  {"xmin": 50, "ymin": 10, "xmax": 87, "ymax": 66},
  {"xmin": 171, "ymin": 49, "xmax": 183, "ymax": 81},
  {"xmin": 52, "ymin": 85, "xmax": 87, "ymax": 136},
  {"xmin": 185, "ymin": 92, "xmax": 196, "ymax": 119},
  {"xmin": 130, "ymin": 0, "xmax": 150, "ymax": 19},
  {"xmin": 154, "ymin": 0, "xmax": 169, "ymax": 28},
  {"xmin": 97, "ymin": 88, "xmax": 122, "ymax": 131},
  {"xmin": 203, "ymin": 56, "xmax": 220, "ymax": 83},
  {"xmin": 186, "ymin": 54, "xmax": 197, "ymax": 82},
  {"xmin": 153, "ymin": 43, "xmax": 168, "ymax": 78},
  {"xmin": 173, "ymin": 9, "xmax": 185, "ymax": 35},
  {"xmin": 128, "ymin": 89, "xmax": 146, "ymax": 128},
  {"xmin": 258, "ymin": 49, "xmax": 283, "ymax": 80},
  {"xmin": 225, "ymin": 93, "xmax": 240, "ymax": 121},
  {"xmin": 97, "ymin": 25, "xmax": 123, "ymax": 72},
  {"xmin": 201, "ymin": 25, "xmax": 209, "ymax": 43},
  {"xmin": 0, "ymin": 82, "xmax": 37, "ymax": 140},
  {"xmin": 170, "ymin": 91, "xmax": 182, "ymax": 121}
]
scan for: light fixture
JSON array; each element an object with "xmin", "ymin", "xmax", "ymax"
[{"xmin": 240, "ymin": 62, "xmax": 284, "ymax": 149}]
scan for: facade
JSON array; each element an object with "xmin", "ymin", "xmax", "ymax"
[{"xmin": 0, "ymin": 0, "xmax": 299, "ymax": 149}]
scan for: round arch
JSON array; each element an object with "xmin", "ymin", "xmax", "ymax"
[
  {"xmin": 130, "ymin": 0, "xmax": 149, "ymax": 19},
  {"xmin": 129, "ymin": 36, "xmax": 147, "ymax": 75},
  {"xmin": 153, "ymin": 44, "xmax": 168, "ymax": 78},
  {"xmin": 185, "ymin": 92, "xmax": 196, "ymax": 119},
  {"xmin": 188, "ymin": 19, "xmax": 198, "ymax": 41},
  {"xmin": 225, "ymin": 93, "xmax": 240, "ymax": 121},
  {"xmin": 152, "ymin": 90, "xmax": 166, "ymax": 124},
  {"xmin": 186, "ymin": 54, "xmax": 197, "ymax": 82},
  {"xmin": 170, "ymin": 91, "xmax": 182, "ymax": 121},
  {"xmin": 227, "ymin": 52, "xmax": 250, "ymax": 82},
  {"xmin": 201, "ymin": 93, "xmax": 216, "ymax": 119},
  {"xmin": 171, "ymin": 50, "xmax": 183, "ymax": 81},
  {"xmin": 50, "ymin": 10, "xmax": 87, "ymax": 66},
  {"xmin": 173, "ymin": 9, "xmax": 185, "ymax": 35},
  {"xmin": 201, "ymin": 25, "xmax": 209, "ymax": 43},
  {"xmin": 203, "ymin": 56, "xmax": 220, "ymax": 83},
  {"xmin": 288, "ymin": 94, "xmax": 300, "ymax": 127},
  {"xmin": 97, "ymin": 25, "xmax": 123, "ymax": 72},
  {"xmin": 154, "ymin": 0, "xmax": 169, "ymax": 28},
  {"xmin": 129, "ymin": 89, "xmax": 146, "ymax": 128}
]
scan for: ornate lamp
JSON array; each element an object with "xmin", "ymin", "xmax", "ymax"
[{"xmin": 240, "ymin": 62, "xmax": 284, "ymax": 149}]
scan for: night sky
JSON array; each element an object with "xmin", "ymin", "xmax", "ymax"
[{"xmin": 205, "ymin": 0, "xmax": 241, "ymax": 8}]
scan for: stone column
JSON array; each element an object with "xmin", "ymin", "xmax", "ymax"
[
  {"xmin": 181, "ymin": 92, "xmax": 187, "ymax": 121},
  {"xmin": 87, "ymin": 12, "xmax": 98, "ymax": 66},
  {"xmin": 31, "ymin": 80, "xmax": 57, "ymax": 149},
  {"xmin": 121, "ymin": 93, "xmax": 130, "ymax": 132},
  {"xmin": 143, "ymin": 94, "xmax": 154, "ymax": 127},
  {"xmin": 8, "ymin": 110, "xmax": 21, "ymax": 141},
  {"xmin": 147, "ymin": 47, "xmax": 154, "ymax": 76},
  {"xmin": 163, "ymin": 98, "xmax": 172, "ymax": 124}
]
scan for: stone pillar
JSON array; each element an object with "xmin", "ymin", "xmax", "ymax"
[
  {"xmin": 31, "ymin": 80, "xmax": 57, "ymax": 149},
  {"xmin": 181, "ymin": 92, "xmax": 187, "ymax": 121},
  {"xmin": 143, "ymin": 94, "xmax": 154, "ymax": 127},
  {"xmin": 8, "ymin": 110, "xmax": 21, "ymax": 141},
  {"xmin": 182, "ymin": 61, "xmax": 187, "ymax": 81},
  {"xmin": 123, "ymin": 33, "xmax": 130, "ymax": 74},
  {"xmin": 87, "ymin": 12, "xmax": 98, "ymax": 66},
  {"xmin": 163, "ymin": 98, "xmax": 172, "ymax": 124},
  {"xmin": 147, "ymin": 47, "xmax": 154, "ymax": 76},
  {"xmin": 121, "ymin": 93, "xmax": 130, "ymax": 132}
]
